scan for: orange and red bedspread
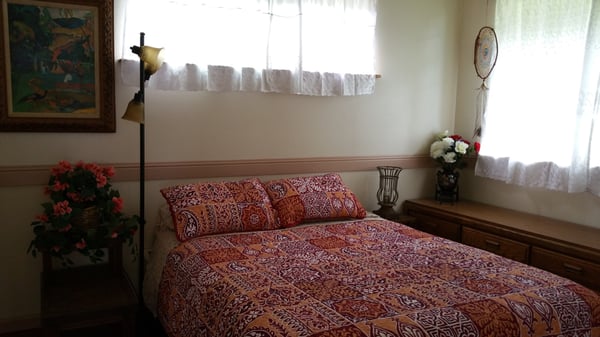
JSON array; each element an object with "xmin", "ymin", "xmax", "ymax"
[{"xmin": 157, "ymin": 219, "xmax": 600, "ymax": 337}]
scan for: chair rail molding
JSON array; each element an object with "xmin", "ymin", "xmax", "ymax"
[{"xmin": 0, "ymin": 155, "xmax": 434, "ymax": 187}]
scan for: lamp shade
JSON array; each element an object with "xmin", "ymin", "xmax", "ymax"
[
  {"xmin": 130, "ymin": 45, "xmax": 165, "ymax": 79},
  {"xmin": 122, "ymin": 96, "xmax": 144, "ymax": 124},
  {"xmin": 140, "ymin": 46, "xmax": 164, "ymax": 76}
]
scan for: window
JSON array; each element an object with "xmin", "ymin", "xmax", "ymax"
[
  {"xmin": 475, "ymin": 0, "xmax": 600, "ymax": 196},
  {"xmin": 120, "ymin": 0, "xmax": 377, "ymax": 96}
]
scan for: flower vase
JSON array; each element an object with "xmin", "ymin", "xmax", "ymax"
[
  {"xmin": 71, "ymin": 206, "xmax": 101, "ymax": 229},
  {"xmin": 435, "ymin": 167, "xmax": 459, "ymax": 203}
]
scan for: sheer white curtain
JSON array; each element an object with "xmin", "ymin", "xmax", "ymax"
[
  {"xmin": 120, "ymin": 0, "xmax": 377, "ymax": 96},
  {"xmin": 475, "ymin": 0, "xmax": 600, "ymax": 196}
]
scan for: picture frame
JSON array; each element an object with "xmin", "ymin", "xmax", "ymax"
[{"xmin": 0, "ymin": 0, "xmax": 114, "ymax": 132}]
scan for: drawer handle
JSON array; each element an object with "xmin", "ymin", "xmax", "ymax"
[
  {"xmin": 484, "ymin": 239, "xmax": 501, "ymax": 249},
  {"xmin": 563, "ymin": 263, "xmax": 583, "ymax": 274}
]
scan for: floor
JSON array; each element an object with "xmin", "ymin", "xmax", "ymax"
[
  {"xmin": 0, "ymin": 311, "xmax": 168, "ymax": 337},
  {"xmin": 139, "ymin": 316, "xmax": 168, "ymax": 337},
  {"xmin": 0, "ymin": 325, "xmax": 167, "ymax": 337}
]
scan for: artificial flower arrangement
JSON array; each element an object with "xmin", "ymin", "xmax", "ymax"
[
  {"xmin": 27, "ymin": 160, "xmax": 138, "ymax": 265},
  {"xmin": 430, "ymin": 131, "xmax": 480, "ymax": 171}
]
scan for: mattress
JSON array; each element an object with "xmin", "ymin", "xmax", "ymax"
[{"xmin": 145, "ymin": 212, "xmax": 600, "ymax": 337}]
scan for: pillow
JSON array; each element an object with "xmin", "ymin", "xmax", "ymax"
[
  {"xmin": 160, "ymin": 178, "xmax": 279, "ymax": 242},
  {"xmin": 263, "ymin": 173, "xmax": 366, "ymax": 228}
]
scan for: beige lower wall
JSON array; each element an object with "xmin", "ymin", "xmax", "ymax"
[
  {"xmin": 5, "ymin": 160, "xmax": 599, "ymax": 324},
  {"xmin": 0, "ymin": 156, "xmax": 435, "ymax": 321},
  {"xmin": 460, "ymin": 171, "xmax": 600, "ymax": 231},
  {"xmin": 4, "ymin": 159, "xmax": 600, "ymax": 323}
]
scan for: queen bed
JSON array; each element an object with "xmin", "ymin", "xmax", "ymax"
[{"xmin": 143, "ymin": 173, "xmax": 600, "ymax": 337}]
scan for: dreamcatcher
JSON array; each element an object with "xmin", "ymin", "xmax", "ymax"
[{"xmin": 473, "ymin": 26, "xmax": 498, "ymax": 141}]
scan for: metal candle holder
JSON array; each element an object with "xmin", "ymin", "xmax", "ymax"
[{"xmin": 374, "ymin": 166, "xmax": 403, "ymax": 220}]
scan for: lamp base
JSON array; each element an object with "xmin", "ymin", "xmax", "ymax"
[{"xmin": 373, "ymin": 205, "xmax": 398, "ymax": 221}]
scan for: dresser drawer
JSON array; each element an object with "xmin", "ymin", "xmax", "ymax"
[
  {"xmin": 530, "ymin": 247, "xmax": 600, "ymax": 291},
  {"xmin": 410, "ymin": 212, "xmax": 461, "ymax": 242},
  {"xmin": 462, "ymin": 227, "xmax": 530, "ymax": 263}
]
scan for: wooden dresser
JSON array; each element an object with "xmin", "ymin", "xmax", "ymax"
[{"xmin": 403, "ymin": 198, "xmax": 600, "ymax": 292}]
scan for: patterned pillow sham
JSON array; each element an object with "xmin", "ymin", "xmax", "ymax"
[
  {"xmin": 160, "ymin": 178, "xmax": 279, "ymax": 242},
  {"xmin": 262, "ymin": 173, "xmax": 367, "ymax": 228}
]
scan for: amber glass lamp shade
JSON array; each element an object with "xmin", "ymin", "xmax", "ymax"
[
  {"xmin": 131, "ymin": 46, "xmax": 165, "ymax": 79},
  {"xmin": 121, "ymin": 92, "xmax": 144, "ymax": 124}
]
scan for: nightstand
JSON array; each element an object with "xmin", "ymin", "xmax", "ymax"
[{"xmin": 40, "ymin": 242, "xmax": 137, "ymax": 337}]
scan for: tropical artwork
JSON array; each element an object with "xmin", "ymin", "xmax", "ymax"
[{"xmin": 5, "ymin": 0, "xmax": 98, "ymax": 117}]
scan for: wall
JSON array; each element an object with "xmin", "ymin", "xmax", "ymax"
[
  {"xmin": 3, "ymin": 0, "xmax": 599, "ymax": 326},
  {"xmin": 454, "ymin": 0, "xmax": 600, "ymax": 229},
  {"xmin": 0, "ymin": 0, "xmax": 462, "ymax": 322}
]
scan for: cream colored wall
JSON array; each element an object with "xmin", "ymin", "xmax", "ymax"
[
  {"xmin": 0, "ymin": 0, "xmax": 462, "ymax": 321},
  {"xmin": 454, "ymin": 0, "xmax": 600, "ymax": 229}
]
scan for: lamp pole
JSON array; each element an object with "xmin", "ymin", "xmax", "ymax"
[
  {"xmin": 136, "ymin": 32, "xmax": 146, "ymax": 308},
  {"xmin": 122, "ymin": 33, "xmax": 164, "ymax": 334},
  {"xmin": 123, "ymin": 32, "xmax": 163, "ymax": 320}
]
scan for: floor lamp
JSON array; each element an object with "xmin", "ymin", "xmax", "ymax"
[{"xmin": 122, "ymin": 32, "xmax": 164, "ymax": 311}]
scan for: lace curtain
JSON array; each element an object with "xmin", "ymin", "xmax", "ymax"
[
  {"xmin": 119, "ymin": 0, "xmax": 377, "ymax": 96},
  {"xmin": 475, "ymin": 0, "xmax": 600, "ymax": 196}
]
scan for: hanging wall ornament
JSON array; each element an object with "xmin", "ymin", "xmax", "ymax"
[{"xmin": 473, "ymin": 26, "xmax": 498, "ymax": 140}]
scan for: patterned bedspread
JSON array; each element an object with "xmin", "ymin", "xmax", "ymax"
[{"xmin": 157, "ymin": 219, "xmax": 600, "ymax": 337}]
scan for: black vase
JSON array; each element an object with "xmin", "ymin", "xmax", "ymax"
[{"xmin": 435, "ymin": 167, "xmax": 459, "ymax": 202}]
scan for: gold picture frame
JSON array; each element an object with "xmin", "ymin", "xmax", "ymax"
[{"xmin": 0, "ymin": 0, "xmax": 114, "ymax": 132}]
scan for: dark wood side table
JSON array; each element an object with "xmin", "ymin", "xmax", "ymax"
[{"xmin": 41, "ymin": 242, "xmax": 137, "ymax": 337}]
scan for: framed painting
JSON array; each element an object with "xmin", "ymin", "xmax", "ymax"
[{"xmin": 0, "ymin": 0, "xmax": 114, "ymax": 132}]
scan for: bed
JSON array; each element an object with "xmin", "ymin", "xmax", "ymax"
[{"xmin": 144, "ymin": 174, "xmax": 600, "ymax": 337}]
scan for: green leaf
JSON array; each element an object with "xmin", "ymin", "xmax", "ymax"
[{"xmin": 33, "ymin": 225, "xmax": 46, "ymax": 235}]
